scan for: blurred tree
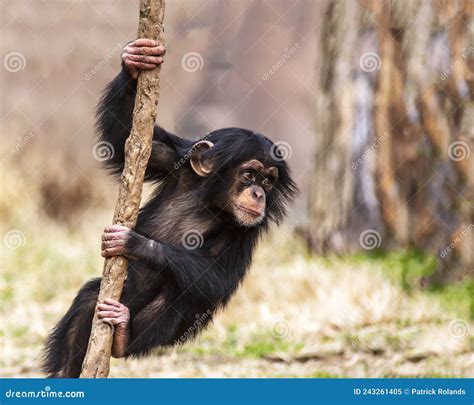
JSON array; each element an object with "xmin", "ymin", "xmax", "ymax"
[{"xmin": 307, "ymin": 0, "xmax": 473, "ymax": 286}]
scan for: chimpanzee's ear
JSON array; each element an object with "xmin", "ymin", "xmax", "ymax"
[{"xmin": 190, "ymin": 140, "xmax": 215, "ymax": 177}]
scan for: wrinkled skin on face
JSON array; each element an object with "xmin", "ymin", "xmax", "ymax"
[
  {"xmin": 188, "ymin": 139, "xmax": 284, "ymax": 228},
  {"xmin": 227, "ymin": 159, "xmax": 279, "ymax": 227}
]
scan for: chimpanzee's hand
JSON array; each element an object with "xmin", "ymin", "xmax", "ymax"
[
  {"xmin": 97, "ymin": 298, "xmax": 130, "ymax": 329},
  {"xmin": 122, "ymin": 39, "xmax": 165, "ymax": 79},
  {"xmin": 101, "ymin": 224, "xmax": 133, "ymax": 258},
  {"xmin": 97, "ymin": 298, "xmax": 131, "ymax": 358}
]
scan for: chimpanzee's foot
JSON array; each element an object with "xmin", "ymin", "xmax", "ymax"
[{"xmin": 97, "ymin": 298, "xmax": 130, "ymax": 358}]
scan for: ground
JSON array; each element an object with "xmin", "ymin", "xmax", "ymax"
[{"xmin": 1, "ymin": 183, "xmax": 473, "ymax": 377}]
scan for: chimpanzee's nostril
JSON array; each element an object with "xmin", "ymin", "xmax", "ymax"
[{"xmin": 251, "ymin": 186, "xmax": 264, "ymax": 201}]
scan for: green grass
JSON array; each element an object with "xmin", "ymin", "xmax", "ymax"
[
  {"xmin": 334, "ymin": 249, "xmax": 437, "ymax": 288},
  {"xmin": 319, "ymin": 249, "xmax": 473, "ymax": 320},
  {"xmin": 377, "ymin": 250, "xmax": 473, "ymax": 320},
  {"xmin": 3, "ymin": 214, "xmax": 472, "ymax": 376},
  {"xmin": 238, "ymin": 336, "xmax": 294, "ymax": 358},
  {"xmin": 429, "ymin": 280, "xmax": 474, "ymax": 319},
  {"xmin": 192, "ymin": 325, "xmax": 305, "ymax": 359}
]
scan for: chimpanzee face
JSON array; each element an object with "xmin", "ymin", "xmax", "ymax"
[
  {"xmin": 227, "ymin": 159, "xmax": 278, "ymax": 227},
  {"xmin": 189, "ymin": 135, "xmax": 295, "ymax": 228}
]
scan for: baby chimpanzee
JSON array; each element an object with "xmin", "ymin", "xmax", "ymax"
[{"xmin": 43, "ymin": 39, "xmax": 297, "ymax": 377}]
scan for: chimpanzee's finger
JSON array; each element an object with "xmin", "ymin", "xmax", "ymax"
[
  {"xmin": 126, "ymin": 46, "xmax": 165, "ymax": 56},
  {"xmin": 97, "ymin": 303, "xmax": 117, "ymax": 312},
  {"xmin": 130, "ymin": 39, "xmax": 160, "ymax": 48},
  {"xmin": 104, "ymin": 224, "xmax": 130, "ymax": 233},
  {"xmin": 97, "ymin": 310, "xmax": 118, "ymax": 319},
  {"xmin": 102, "ymin": 231, "xmax": 127, "ymax": 241},
  {"xmin": 101, "ymin": 318, "xmax": 120, "ymax": 326},
  {"xmin": 101, "ymin": 249, "xmax": 114, "ymax": 258},
  {"xmin": 101, "ymin": 247, "xmax": 125, "ymax": 257},
  {"xmin": 127, "ymin": 54, "xmax": 164, "ymax": 65},
  {"xmin": 102, "ymin": 241, "xmax": 125, "ymax": 252},
  {"xmin": 101, "ymin": 239, "xmax": 123, "ymax": 250},
  {"xmin": 100, "ymin": 240, "xmax": 124, "ymax": 250}
]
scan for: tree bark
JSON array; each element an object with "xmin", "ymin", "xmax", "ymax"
[
  {"xmin": 80, "ymin": 0, "xmax": 165, "ymax": 378},
  {"xmin": 306, "ymin": 0, "xmax": 472, "ymax": 281},
  {"xmin": 307, "ymin": 0, "xmax": 359, "ymax": 252}
]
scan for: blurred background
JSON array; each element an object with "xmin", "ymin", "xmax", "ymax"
[{"xmin": 1, "ymin": 0, "xmax": 472, "ymax": 377}]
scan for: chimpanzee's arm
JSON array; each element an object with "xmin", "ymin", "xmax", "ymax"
[
  {"xmin": 128, "ymin": 231, "xmax": 235, "ymax": 305},
  {"xmin": 95, "ymin": 67, "xmax": 135, "ymax": 178},
  {"xmin": 101, "ymin": 225, "xmax": 236, "ymax": 305},
  {"xmin": 96, "ymin": 67, "xmax": 186, "ymax": 181}
]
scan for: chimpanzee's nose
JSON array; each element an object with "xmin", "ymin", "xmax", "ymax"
[{"xmin": 251, "ymin": 186, "xmax": 264, "ymax": 202}]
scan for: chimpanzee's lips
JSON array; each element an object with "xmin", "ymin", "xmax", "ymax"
[{"xmin": 236, "ymin": 204, "xmax": 263, "ymax": 217}]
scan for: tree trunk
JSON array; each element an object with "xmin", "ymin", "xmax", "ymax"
[
  {"xmin": 307, "ymin": 0, "xmax": 359, "ymax": 252},
  {"xmin": 306, "ymin": 0, "xmax": 472, "ymax": 283},
  {"xmin": 80, "ymin": 0, "xmax": 165, "ymax": 378}
]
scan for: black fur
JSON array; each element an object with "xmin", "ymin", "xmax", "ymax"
[{"xmin": 42, "ymin": 67, "xmax": 297, "ymax": 377}]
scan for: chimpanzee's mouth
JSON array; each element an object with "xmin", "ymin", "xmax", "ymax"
[{"xmin": 236, "ymin": 204, "xmax": 263, "ymax": 217}]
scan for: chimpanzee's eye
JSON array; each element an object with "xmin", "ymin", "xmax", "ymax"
[{"xmin": 242, "ymin": 170, "xmax": 254, "ymax": 182}]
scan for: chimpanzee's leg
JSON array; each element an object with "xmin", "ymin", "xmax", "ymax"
[
  {"xmin": 95, "ymin": 291, "xmax": 182, "ymax": 359},
  {"xmin": 125, "ymin": 290, "xmax": 184, "ymax": 357}
]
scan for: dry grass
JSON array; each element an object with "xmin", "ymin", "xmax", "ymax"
[
  {"xmin": 2, "ymin": 0, "xmax": 471, "ymax": 379},
  {"xmin": 1, "ymin": 166, "xmax": 472, "ymax": 377}
]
